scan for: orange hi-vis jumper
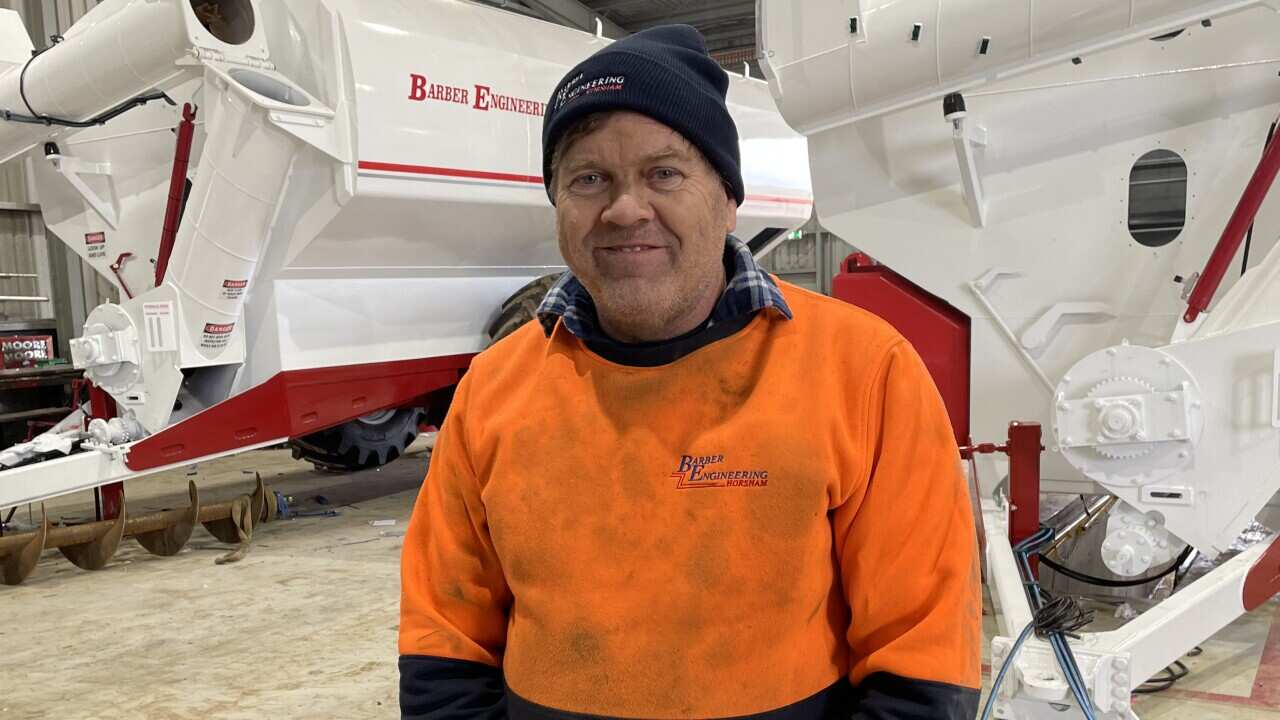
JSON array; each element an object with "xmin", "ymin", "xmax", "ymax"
[{"xmin": 399, "ymin": 281, "xmax": 982, "ymax": 719}]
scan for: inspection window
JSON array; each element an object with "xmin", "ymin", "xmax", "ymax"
[
  {"xmin": 1128, "ymin": 149, "xmax": 1188, "ymax": 247},
  {"xmin": 191, "ymin": 0, "xmax": 255, "ymax": 45}
]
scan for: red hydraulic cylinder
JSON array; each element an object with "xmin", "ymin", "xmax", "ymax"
[
  {"xmin": 154, "ymin": 103, "xmax": 198, "ymax": 287},
  {"xmin": 1183, "ymin": 130, "xmax": 1280, "ymax": 324}
]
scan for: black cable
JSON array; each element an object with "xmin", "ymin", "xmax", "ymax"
[
  {"xmin": 3, "ymin": 36, "xmax": 174, "ymax": 128},
  {"xmin": 2, "ymin": 91, "xmax": 174, "ymax": 128},
  {"xmin": 1032, "ymin": 589, "xmax": 1094, "ymax": 639},
  {"xmin": 1015, "ymin": 527, "xmax": 1098, "ymax": 719},
  {"xmin": 17, "ymin": 40, "xmax": 54, "ymax": 117},
  {"xmin": 1136, "ymin": 646, "xmax": 1203, "ymax": 695},
  {"xmin": 1039, "ymin": 544, "xmax": 1194, "ymax": 588},
  {"xmin": 1173, "ymin": 547, "xmax": 1200, "ymax": 589},
  {"xmin": 1134, "ymin": 660, "xmax": 1190, "ymax": 694}
]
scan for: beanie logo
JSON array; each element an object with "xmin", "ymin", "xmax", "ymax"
[{"xmin": 554, "ymin": 74, "xmax": 626, "ymax": 110}]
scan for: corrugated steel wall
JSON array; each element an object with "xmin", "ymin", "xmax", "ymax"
[
  {"xmin": 755, "ymin": 215, "xmax": 856, "ymax": 295},
  {"xmin": 0, "ymin": 0, "xmax": 32, "ymax": 206},
  {"xmin": 0, "ymin": 0, "xmax": 43, "ymax": 322},
  {"xmin": 47, "ymin": 0, "xmax": 100, "ymax": 31},
  {"xmin": 0, "ymin": 208, "xmax": 50, "ymax": 320}
]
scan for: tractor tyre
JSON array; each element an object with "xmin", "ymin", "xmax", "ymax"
[
  {"xmin": 486, "ymin": 273, "xmax": 562, "ymax": 345},
  {"xmin": 291, "ymin": 406, "xmax": 426, "ymax": 473}
]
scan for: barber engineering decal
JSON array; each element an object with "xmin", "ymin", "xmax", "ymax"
[
  {"xmin": 670, "ymin": 454, "xmax": 769, "ymax": 490},
  {"xmin": 407, "ymin": 73, "xmax": 547, "ymax": 117}
]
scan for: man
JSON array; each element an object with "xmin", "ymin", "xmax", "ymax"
[{"xmin": 400, "ymin": 25, "xmax": 981, "ymax": 720}]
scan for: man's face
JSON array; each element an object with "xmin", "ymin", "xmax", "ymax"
[{"xmin": 552, "ymin": 112, "xmax": 737, "ymax": 343}]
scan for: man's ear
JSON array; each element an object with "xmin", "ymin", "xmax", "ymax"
[{"xmin": 724, "ymin": 185, "xmax": 738, "ymax": 233}]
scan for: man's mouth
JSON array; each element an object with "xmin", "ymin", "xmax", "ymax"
[{"xmin": 604, "ymin": 245, "xmax": 662, "ymax": 254}]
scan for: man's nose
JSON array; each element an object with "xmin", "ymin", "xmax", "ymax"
[{"xmin": 600, "ymin": 186, "xmax": 655, "ymax": 227}]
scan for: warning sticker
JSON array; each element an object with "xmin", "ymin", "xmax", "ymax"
[
  {"xmin": 143, "ymin": 301, "xmax": 177, "ymax": 352},
  {"xmin": 221, "ymin": 279, "xmax": 248, "ymax": 300},
  {"xmin": 201, "ymin": 321, "xmax": 235, "ymax": 350},
  {"xmin": 85, "ymin": 231, "xmax": 106, "ymax": 260}
]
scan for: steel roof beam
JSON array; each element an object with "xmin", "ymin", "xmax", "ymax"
[
  {"xmin": 586, "ymin": 0, "xmax": 650, "ymax": 12},
  {"xmin": 629, "ymin": 1, "xmax": 753, "ymax": 29},
  {"xmin": 517, "ymin": 0, "xmax": 630, "ymax": 37}
]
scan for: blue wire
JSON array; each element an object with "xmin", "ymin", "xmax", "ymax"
[
  {"xmin": 980, "ymin": 621, "xmax": 1036, "ymax": 720},
  {"xmin": 1010, "ymin": 526, "xmax": 1098, "ymax": 720}
]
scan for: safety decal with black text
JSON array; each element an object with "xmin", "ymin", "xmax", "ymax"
[
  {"xmin": 201, "ymin": 321, "xmax": 235, "ymax": 350},
  {"xmin": 142, "ymin": 302, "xmax": 177, "ymax": 353},
  {"xmin": 85, "ymin": 231, "xmax": 106, "ymax": 260},
  {"xmin": 221, "ymin": 279, "xmax": 248, "ymax": 300}
]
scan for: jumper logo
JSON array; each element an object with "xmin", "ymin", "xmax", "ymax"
[
  {"xmin": 554, "ymin": 74, "xmax": 626, "ymax": 110},
  {"xmin": 670, "ymin": 454, "xmax": 769, "ymax": 489}
]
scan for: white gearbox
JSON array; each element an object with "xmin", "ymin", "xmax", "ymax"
[{"xmin": 1052, "ymin": 343, "xmax": 1204, "ymax": 487}]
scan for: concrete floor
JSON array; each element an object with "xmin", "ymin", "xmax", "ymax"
[{"xmin": 2, "ymin": 444, "xmax": 1278, "ymax": 718}]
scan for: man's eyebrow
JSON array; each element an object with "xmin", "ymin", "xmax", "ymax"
[
  {"xmin": 560, "ymin": 157, "xmax": 601, "ymax": 176},
  {"xmin": 641, "ymin": 146, "xmax": 696, "ymax": 163},
  {"xmin": 562, "ymin": 145, "xmax": 697, "ymax": 175}
]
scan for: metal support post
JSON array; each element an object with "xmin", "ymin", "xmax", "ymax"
[
  {"xmin": 1007, "ymin": 422, "xmax": 1043, "ymax": 551},
  {"xmin": 88, "ymin": 385, "xmax": 122, "ymax": 521},
  {"xmin": 963, "ymin": 422, "xmax": 1044, "ymax": 574}
]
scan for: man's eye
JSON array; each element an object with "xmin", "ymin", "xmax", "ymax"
[
  {"xmin": 651, "ymin": 167, "xmax": 683, "ymax": 186},
  {"xmin": 572, "ymin": 173, "xmax": 604, "ymax": 188}
]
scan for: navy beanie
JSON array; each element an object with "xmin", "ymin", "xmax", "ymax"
[{"xmin": 541, "ymin": 24, "xmax": 744, "ymax": 206}]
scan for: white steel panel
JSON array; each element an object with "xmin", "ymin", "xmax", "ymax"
[
  {"xmin": 761, "ymin": 0, "xmax": 1269, "ymax": 130},
  {"xmin": 0, "ymin": 8, "xmax": 30, "ymax": 69},
  {"xmin": 271, "ymin": 273, "xmax": 548, "ymax": 371},
  {"xmin": 773, "ymin": 7, "xmax": 1280, "ymax": 483},
  {"xmin": 0, "ymin": 435, "xmax": 284, "ymax": 508},
  {"xmin": 937, "ymin": 0, "xmax": 1032, "ymax": 85},
  {"xmin": 758, "ymin": 0, "xmax": 857, "ymax": 132},
  {"xmin": 849, "ymin": 0, "xmax": 941, "ymax": 118},
  {"xmin": 1031, "ymin": 0, "xmax": 1131, "ymax": 57}
]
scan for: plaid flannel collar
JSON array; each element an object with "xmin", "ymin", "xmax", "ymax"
[{"xmin": 536, "ymin": 235, "xmax": 793, "ymax": 340}]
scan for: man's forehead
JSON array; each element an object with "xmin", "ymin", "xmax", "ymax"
[{"xmin": 564, "ymin": 113, "xmax": 698, "ymax": 163}]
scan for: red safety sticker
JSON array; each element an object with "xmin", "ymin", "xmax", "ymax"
[
  {"xmin": 221, "ymin": 279, "xmax": 248, "ymax": 300},
  {"xmin": 85, "ymin": 231, "xmax": 107, "ymax": 259},
  {"xmin": 201, "ymin": 321, "xmax": 235, "ymax": 351}
]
